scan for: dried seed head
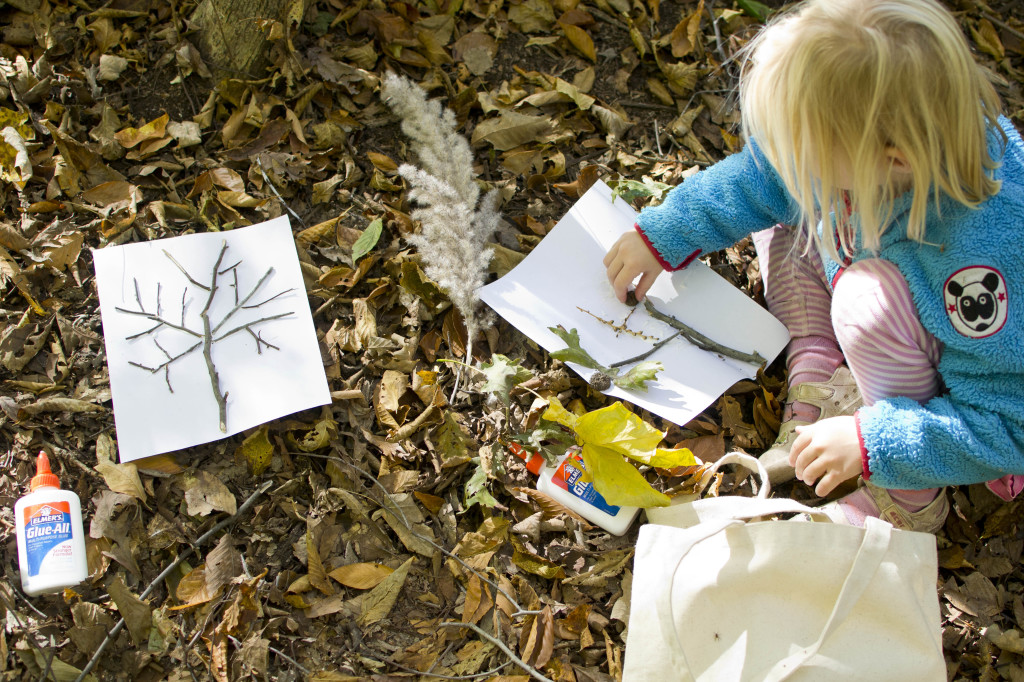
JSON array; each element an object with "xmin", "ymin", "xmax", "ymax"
[
  {"xmin": 589, "ymin": 372, "xmax": 613, "ymax": 391},
  {"xmin": 625, "ymin": 291, "xmax": 639, "ymax": 307}
]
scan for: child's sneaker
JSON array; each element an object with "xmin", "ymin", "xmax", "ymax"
[
  {"xmin": 760, "ymin": 365, "xmax": 863, "ymax": 484},
  {"xmin": 808, "ymin": 479, "xmax": 949, "ymax": 534}
]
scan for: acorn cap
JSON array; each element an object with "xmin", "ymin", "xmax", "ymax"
[{"xmin": 30, "ymin": 451, "xmax": 60, "ymax": 491}]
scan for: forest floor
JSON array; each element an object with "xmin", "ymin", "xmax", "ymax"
[{"xmin": 1, "ymin": 0, "xmax": 1024, "ymax": 680}]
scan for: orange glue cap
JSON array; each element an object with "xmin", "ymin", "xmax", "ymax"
[{"xmin": 30, "ymin": 451, "xmax": 60, "ymax": 491}]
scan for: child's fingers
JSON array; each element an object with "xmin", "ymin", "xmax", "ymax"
[
  {"xmin": 813, "ymin": 471, "xmax": 844, "ymax": 497},
  {"xmin": 633, "ymin": 271, "xmax": 658, "ymax": 301},
  {"xmin": 612, "ymin": 269, "xmax": 636, "ymax": 303},
  {"xmin": 602, "ymin": 240, "xmax": 620, "ymax": 268}
]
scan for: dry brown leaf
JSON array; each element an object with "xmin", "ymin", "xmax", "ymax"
[
  {"xmin": 452, "ymin": 31, "xmax": 497, "ymax": 75},
  {"xmin": 183, "ymin": 469, "xmax": 237, "ymax": 516},
  {"xmin": 471, "ymin": 111, "xmax": 554, "ymax": 151},
  {"xmin": 113, "ymin": 113, "xmax": 169, "ymax": 149},
  {"xmin": 108, "ymin": 575, "xmax": 152, "ymax": 645},
  {"xmin": 463, "ymin": 572, "xmax": 492, "ymax": 625},
  {"xmin": 519, "ymin": 605, "xmax": 555, "ymax": 668},
  {"xmin": 357, "ymin": 556, "xmax": 414, "ymax": 626},
  {"xmin": 560, "ymin": 22, "xmax": 596, "ymax": 61},
  {"xmin": 328, "ymin": 562, "xmax": 395, "ymax": 589},
  {"xmin": 94, "ymin": 432, "xmax": 147, "ymax": 501}
]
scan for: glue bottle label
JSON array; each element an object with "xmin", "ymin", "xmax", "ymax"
[
  {"xmin": 22, "ymin": 501, "xmax": 74, "ymax": 577},
  {"xmin": 551, "ymin": 454, "xmax": 621, "ymax": 516}
]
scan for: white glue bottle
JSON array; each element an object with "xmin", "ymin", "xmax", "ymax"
[
  {"xmin": 14, "ymin": 451, "xmax": 88, "ymax": 596},
  {"xmin": 509, "ymin": 443, "xmax": 640, "ymax": 536}
]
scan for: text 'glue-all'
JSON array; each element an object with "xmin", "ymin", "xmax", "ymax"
[
  {"xmin": 14, "ymin": 451, "xmax": 88, "ymax": 596},
  {"xmin": 509, "ymin": 443, "xmax": 639, "ymax": 536}
]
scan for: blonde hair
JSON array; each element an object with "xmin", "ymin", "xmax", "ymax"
[{"xmin": 739, "ymin": 0, "xmax": 1003, "ymax": 258}]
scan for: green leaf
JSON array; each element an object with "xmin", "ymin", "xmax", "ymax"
[
  {"xmin": 508, "ymin": 422, "xmax": 575, "ymax": 464},
  {"xmin": 478, "ymin": 354, "xmax": 533, "ymax": 405},
  {"xmin": 548, "ymin": 326, "xmax": 604, "ymax": 370},
  {"xmin": 581, "ymin": 443, "xmax": 670, "ymax": 507},
  {"xmin": 612, "ymin": 361, "xmax": 663, "ymax": 392},
  {"xmin": 352, "ymin": 217, "xmax": 383, "ymax": 262},
  {"xmin": 608, "ymin": 177, "xmax": 673, "ymax": 204},
  {"xmin": 736, "ymin": 0, "xmax": 771, "ymax": 21},
  {"xmin": 464, "ymin": 462, "xmax": 499, "ymax": 510}
]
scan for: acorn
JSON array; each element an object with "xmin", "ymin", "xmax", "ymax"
[{"xmin": 589, "ymin": 372, "xmax": 613, "ymax": 391}]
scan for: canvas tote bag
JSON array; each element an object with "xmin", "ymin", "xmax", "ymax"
[{"xmin": 622, "ymin": 453, "xmax": 945, "ymax": 681}]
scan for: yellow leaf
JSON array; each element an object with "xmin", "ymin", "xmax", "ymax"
[
  {"xmin": 573, "ymin": 402, "xmax": 664, "ymax": 458},
  {"xmin": 647, "ymin": 447, "xmax": 697, "ymax": 469},
  {"xmin": 236, "ymin": 424, "xmax": 273, "ymax": 476},
  {"xmin": 582, "ymin": 443, "xmax": 670, "ymax": 507},
  {"xmin": 560, "ymin": 22, "xmax": 596, "ymax": 62},
  {"xmin": 542, "ymin": 397, "xmax": 578, "ymax": 431},
  {"xmin": 328, "ymin": 562, "xmax": 395, "ymax": 589},
  {"xmin": 113, "ymin": 113, "xmax": 169, "ymax": 149}
]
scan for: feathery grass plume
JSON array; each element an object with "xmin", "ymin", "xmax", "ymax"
[{"xmin": 382, "ymin": 73, "xmax": 498, "ymax": 391}]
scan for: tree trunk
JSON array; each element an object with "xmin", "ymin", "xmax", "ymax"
[{"xmin": 189, "ymin": 0, "xmax": 301, "ymax": 80}]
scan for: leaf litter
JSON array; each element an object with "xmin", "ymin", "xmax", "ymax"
[{"xmin": 0, "ymin": 1, "xmax": 1021, "ymax": 681}]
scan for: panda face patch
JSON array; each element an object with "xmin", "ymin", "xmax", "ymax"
[{"xmin": 943, "ymin": 266, "xmax": 1008, "ymax": 338}]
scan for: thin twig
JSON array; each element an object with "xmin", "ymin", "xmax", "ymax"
[
  {"xmin": 642, "ymin": 299, "xmax": 766, "ymax": 365},
  {"xmin": 609, "ymin": 330, "xmax": 682, "ymax": 368},
  {"xmin": 162, "ymin": 249, "xmax": 211, "ymax": 290},
  {"xmin": 438, "ymin": 623, "xmax": 554, "ymax": 682},
  {"xmin": 256, "ymin": 157, "xmax": 306, "ymax": 227},
  {"xmin": 74, "ymin": 480, "xmax": 274, "ymax": 682},
  {"xmin": 384, "ymin": 658, "xmax": 512, "ymax": 679},
  {"xmin": 115, "ymin": 307, "xmax": 202, "ymax": 338},
  {"xmin": 226, "ymin": 634, "xmax": 309, "ymax": 675},
  {"xmin": 210, "ymin": 267, "xmax": 276, "ymax": 334},
  {"xmin": 981, "ymin": 11, "xmax": 1024, "ymax": 43},
  {"xmin": 212, "ymin": 312, "xmax": 293, "ymax": 342}
]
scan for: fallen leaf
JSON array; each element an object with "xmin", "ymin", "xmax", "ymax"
[
  {"xmin": 236, "ymin": 424, "xmax": 274, "ymax": 476},
  {"xmin": 329, "ymin": 562, "xmax": 395, "ymax": 589},
  {"xmin": 113, "ymin": 113, "xmax": 169, "ymax": 149},
  {"xmin": 357, "ymin": 556, "xmax": 414, "ymax": 626},
  {"xmin": 184, "ymin": 470, "xmax": 237, "ymax": 516},
  {"xmin": 94, "ymin": 433, "xmax": 147, "ymax": 501},
  {"xmin": 108, "ymin": 575, "xmax": 151, "ymax": 645}
]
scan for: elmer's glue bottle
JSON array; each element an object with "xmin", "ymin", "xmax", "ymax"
[
  {"xmin": 509, "ymin": 443, "xmax": 640, "ymax": 536},
  {"xmin": 14, "ymin": 452, "xmax": 87, "ymax": 596}
]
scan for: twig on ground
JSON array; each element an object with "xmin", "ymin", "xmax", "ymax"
[
  {"xmin": 438, "ymin": 622, "xmax": 554, "ymax": 682},
  {"xmin": 73, "ymin": 480, "xmax": 274, "ymax": 682},
  {"xmin": 227, "ymin": 634, "xmax": 310, "ymax": 676}
]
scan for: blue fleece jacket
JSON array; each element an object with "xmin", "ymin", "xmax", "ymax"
[{"xmin": 635, "ymin": 117, "xmax": 1024, "ymax": 490}]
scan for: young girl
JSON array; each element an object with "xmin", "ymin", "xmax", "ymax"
[{"xmin": 604, "ymin": 0, "xmax": 1024, "ymax": 532}]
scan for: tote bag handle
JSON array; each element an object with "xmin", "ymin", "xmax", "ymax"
[{"xmin": 659, "ymin": 514, "xmax": 893, "ymax": 681}]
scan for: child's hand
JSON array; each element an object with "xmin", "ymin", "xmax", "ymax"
[
  {"xmin": 789, "ymin": 416, "xmax": 863, "ymax": 497},
  {"xmin": 603, "ymin": 232, "xmax": 663, "ymax": 303}
]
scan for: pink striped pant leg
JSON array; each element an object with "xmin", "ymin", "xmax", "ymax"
[
  {"xmin": 753, "ymin": 225, "xmax": 845, "ymax": 422},
  {"xmin": 831, "ymin": 258, "xmax": 943, "ymax": 405},
  {"xmin": 831, "ymin": 258, "xmax": 943, "ymax": 499}
]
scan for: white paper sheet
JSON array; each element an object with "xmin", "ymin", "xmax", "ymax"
[
  {"xmin": 93, "ymin": 216, "xmax": 331, "ymax": 462},
  {"xmin": 478, "ymin": 180, "xmax": 790, "ymax": 426}
]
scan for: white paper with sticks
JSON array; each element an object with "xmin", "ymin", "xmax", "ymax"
[
  {"xmin": 93, "ymin": 216, "xmax": 330, "ymax": 462},
  {"xmin": 479, "ymin": 180, "xmax": 789, "ymax": 426}
]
